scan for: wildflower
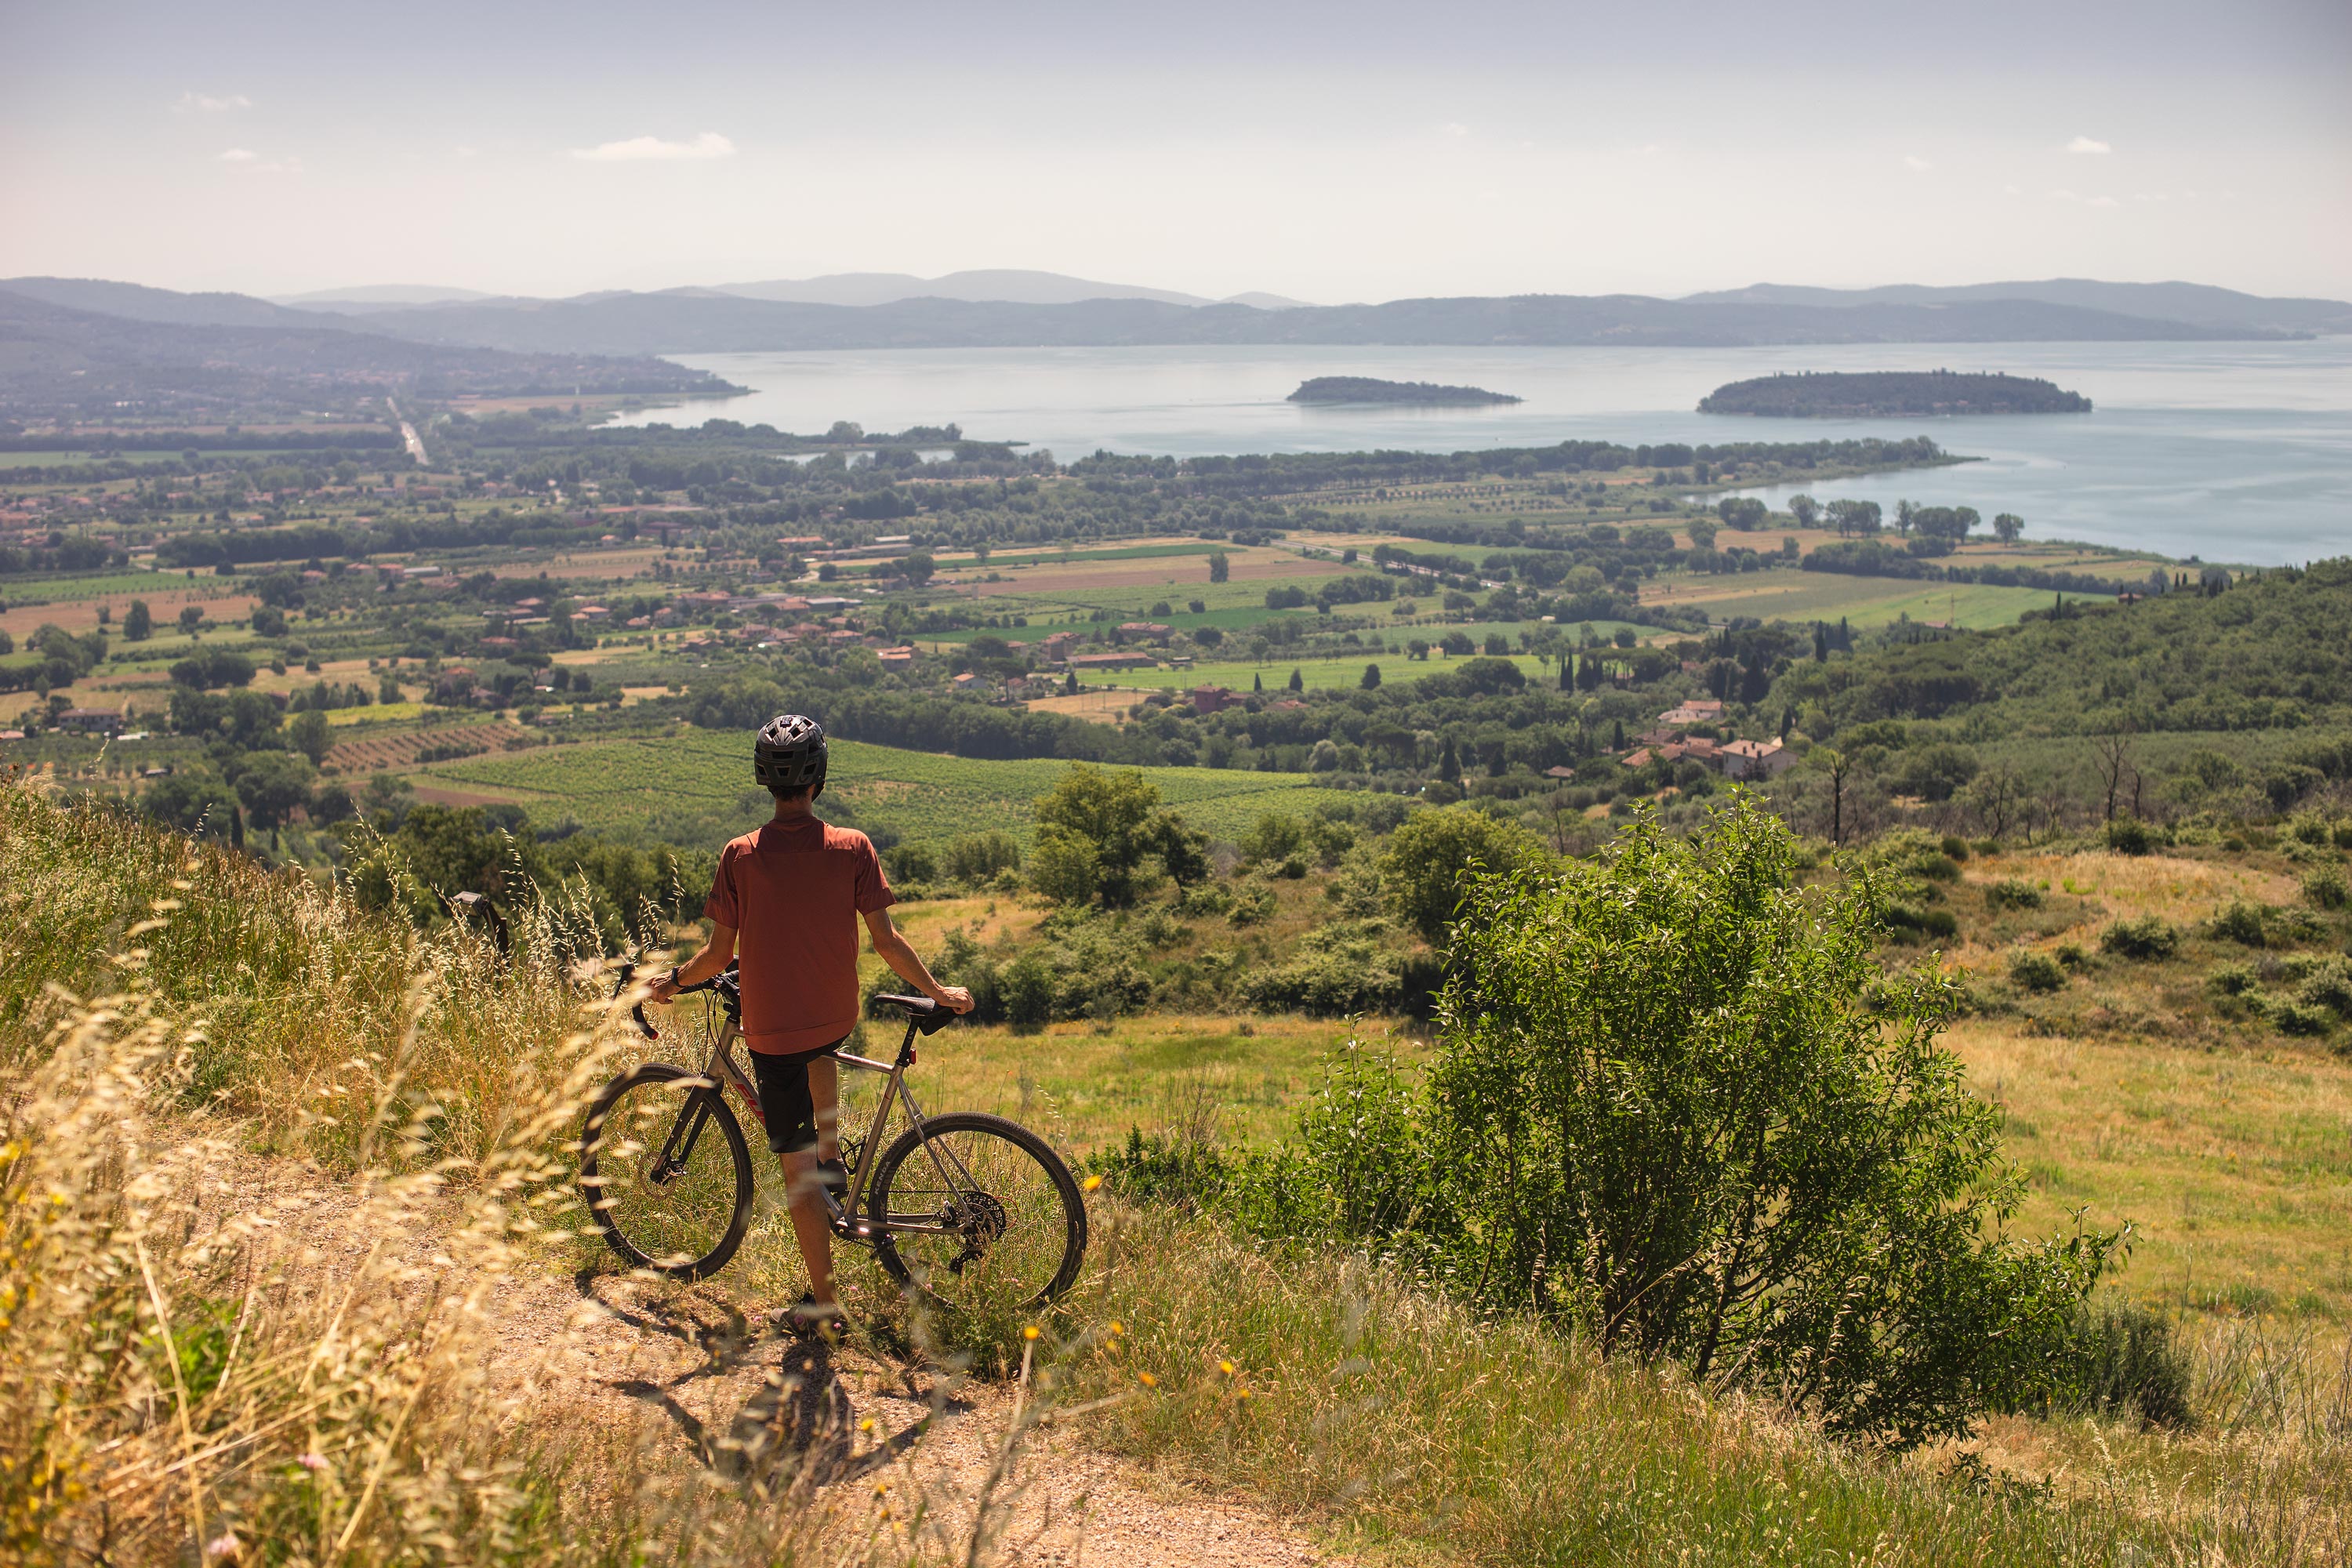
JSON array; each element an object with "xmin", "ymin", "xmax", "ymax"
[
  {"xmin": 1139, "ymin": 1371, "xmax": 1158, "ymax": 1388},
  {"xmin": 206, "ymin": 1532, "xmax": 241, "ymax": 1561},
  {"xmin": 1023, "ymin": 1324, "xmax": 1041, "ymax": 1341},
  {"xmin": 296, "ymin": 1452, "xmax": 328, "ymax": 1472},
  {"xmin": 1083, "ymin": 1174, "xmax": 1103, "ymax": 1192},
  {"xmin": 1218, "ymin": 1359, "xmax": 1236, "ymax": 1376}
]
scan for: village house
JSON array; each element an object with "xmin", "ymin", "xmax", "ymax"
[
  {"xmin": 1720, "ymin": 738, "xmax": 1797, "ymax": 781},
  {"xmin": 1658, "ymin": 698, "xmax": 1726, "ymax": 728},
  {"xmin": 1189, "ymin": 684, "xmax": 1238, "ymax": 714}
]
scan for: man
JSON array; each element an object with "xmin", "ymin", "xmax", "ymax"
[{"xmin": 649, "ymin": 713, "xmax": 971, "ymax": 1331}]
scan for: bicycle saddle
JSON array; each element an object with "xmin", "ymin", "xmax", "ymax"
[{"xmin": 870, "ymin": 993, "xmax": 958, "ymax": 1036}]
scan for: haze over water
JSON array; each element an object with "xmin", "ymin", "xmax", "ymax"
[{"xmin": 613, "ymin": 338, "xmax": 2352, "ymax": 566}]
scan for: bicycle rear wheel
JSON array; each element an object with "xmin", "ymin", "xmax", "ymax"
[
  {"xmin": 579, "ymin": 1062, "xmax": 753, "ymax": 1280},
  {"xmin": 869, "ymin": 1112, "xmax": 1087, "ymax": 1312}
]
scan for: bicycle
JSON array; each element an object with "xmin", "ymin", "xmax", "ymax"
[{"xmin": 578, "ymin": 962, "xmax": 1088, "ymax": 1313}]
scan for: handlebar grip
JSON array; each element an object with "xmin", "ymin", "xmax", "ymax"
[{"xmin": 615, "ymin": 962, "xmax": 658, "ymax": 1040}]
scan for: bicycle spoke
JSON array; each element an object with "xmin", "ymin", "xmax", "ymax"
[
  {"xmin": 875, "ymin": 1118, "xmax": 1081, "ymax": 1312},
  {"xmin": 585, "ymin": 1072, "xmax": 750, "ymax": 1276}
]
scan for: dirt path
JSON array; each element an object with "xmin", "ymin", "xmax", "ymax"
[{"xmin": 228, "ymin": 1163, "xmax": 1354, "ymax": 1568}]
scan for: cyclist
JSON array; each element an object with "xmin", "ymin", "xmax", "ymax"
[{"xmin": 648, "ymin": 713, "xmax": 972, "ymax": 1332}]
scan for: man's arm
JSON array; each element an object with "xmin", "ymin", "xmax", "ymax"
[
  {"xmin": 863, "ymin": 909, "xmax": 975, "ymax": 1013},
  {"xmin": 648, "ymin": 920, "xmax": 738, "ymax": 1004}
]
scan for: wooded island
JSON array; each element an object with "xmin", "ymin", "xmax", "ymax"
[
  {"xmin": 1698, "ymin": 370, "xmax": 2092, "ymax": 417},
  {"xmin": 1288, "ymin": 376, "xmax": 1523, "ymax": 406}
]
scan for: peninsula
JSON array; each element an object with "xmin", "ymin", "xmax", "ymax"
[
  {"xmin": 1288, "ymin": 376, "xmax": 1522, "ymax": 407},
  {"xmin": 1697, "ymin": 369, "xmax": 2092, "ymax": 417}
]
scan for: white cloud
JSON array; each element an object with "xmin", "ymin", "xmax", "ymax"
[
  {"xmin": 571, "ymin": 132, "xmax": 735, "ymax": 162},
  {"xmin": 1903, "ymin": 154, "xmax": 1932, "ymax": 172},
  {"xmin": 177, "ymin": 91, "xmax": 252, "ymax": 113},
  {"xmin": 1439, "ymin": 122, "xmax": 1469, "ymax": 138},
  {"xmin": 2067, "ymin": 136, "xmax": 2112, "ymax": 154},
  {"xmin": 219, "ymin": 147, "xmax": 257, "ymax": 162}
]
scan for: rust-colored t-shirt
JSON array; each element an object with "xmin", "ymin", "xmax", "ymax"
[{"xmin": 702, "ymin": 816, "xmax": 895, "ymax": 1054}]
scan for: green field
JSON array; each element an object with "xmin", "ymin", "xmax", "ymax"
[
  {"xmin": 414, "ymin": 731, "xmax": 1319, "ymax": 848},
  {"xmin": 1646, "ymin": 573, "xmax": 2059, "ymax": 630},
  {"xmin": 1150, "ymin": 652, "xmax": 1558, "ymax": 694}
]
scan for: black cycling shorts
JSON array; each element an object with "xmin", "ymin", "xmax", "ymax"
[{"xmin": 747, "ymin": 1040, "xmax": 844, "ymax": 1156}]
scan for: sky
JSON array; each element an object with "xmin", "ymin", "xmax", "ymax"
[{"xmin": 2, "ymin": 0, "xmax": 2348, "ymax": 303}]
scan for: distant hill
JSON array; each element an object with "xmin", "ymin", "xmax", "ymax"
[
  {"xmin": 1290, "ymin": 376, "xmax": 1521, "ymax": 406},
  {"xmin": 1684, "ymin": 279, "xmax": 2352, "ymax": 336},
  {"xmin": 0, "ymin": 276, "xmax": 322, "ymax": 330},
  {"xmin": 1699, "ymin": 371, "xmax": 2092, "ymax": 418},
  {"xmin": 339, "ymin": 289, "xmax": 2261, "ymax": 357},
  {"xmin": 0, "ymin": 289, "xmax": 739, "ymax": 422},
  {"xmin": 710, "ymin": 269, "xmax": 1221, "ymax": 308},
  {"xmin": 276, "ymin": 285, "xmax": 505, "ymax": 313}
]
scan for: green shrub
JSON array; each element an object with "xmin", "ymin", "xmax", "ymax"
[
  {"xmin": 1940, "ymin": 836, "xmax": 1970, "ymax": 862},
  {"xmin": 1250, "ymin": 799, "xmax": 2118, "ymax": 1450},
  {"xmin": 2038, "ymin": 1301, "xmax": 2194, "ymax": 1428},
  {"xmin": 2207, "ymin": 964, "xmax": 2259, "ymax": 996},
  {"xmin": 2103, "ymin": 916, "xmax": 2181, "ymax": 961},
  {"xmin": 2009, "ymin": 951, "xmax": 2067, "ymax": 994},
  {"xmin": 2302, "ymin": 863, "xmax": 2350, "ymax": 911},
  {"xmin": 1377, "ymin": 806, "xmax": 1550, "ymax": 943},
  {"xmin": 2296, "ymin": 956, "xmax": 2352, "ymax": 1020},
  {"xmin": 2104, "ymin": 818, "xmax": 2156, "ymax": 855},
  {"xmin": 1984, "ymin": 878, "xmax": 2045, "ymax": 910},
  {"xmin": 2272, "ymin": 1000, "xmax": 2335, "ymax": 1037},
  {"xmin": 1237, "ymin": 920, "xmax": 1403, "ymax": 1016},
  {"xmin": 2056, "ymin": 942, "xmax": 2089, "ymax": 968},
  {"xmin": 2206, "ymin": 899, "xmax": 2271, "ymax": 947}
]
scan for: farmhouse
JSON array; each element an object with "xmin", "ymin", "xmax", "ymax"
[{"xmin": 1721, "ymin": 738, "xmax": 1796, "ymax": 781}]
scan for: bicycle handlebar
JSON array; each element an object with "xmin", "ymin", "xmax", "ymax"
[{"xmin": 615, "ymin": 960, "xmax": 735, "ymax": 1039}]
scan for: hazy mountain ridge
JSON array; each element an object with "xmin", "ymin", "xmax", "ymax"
[
  {"xmin": 4, "ymin": 276, "xmax": 2335, "ymax": 366},
  {"xmin": 1683, "ymin": 278, "xmax": 2352, "ymax": 335},
  {"xmin": 0, "ymin": 289, "xmax": 741, "ymax": 416}
]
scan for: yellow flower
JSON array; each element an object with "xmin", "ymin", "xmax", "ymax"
[
  {"xmin": 1139, "ymin": 1371, "xmax": 1159, "ymax": 1388},
  {"xmin": 1023, "ymin": 1324, "xmax": 1041, "ymax": 1341},
  {"xmin": 1218, "ymin": 1359, "xmax": 1236, "ymax": 1376},
  {"xmin": 1108, "ymin": 1320, "xmax": 1124, "ymax": 1335},
  {"xmin": 1083, "ymin": 1174, "xmax": 1104, "ymax": 1192}
]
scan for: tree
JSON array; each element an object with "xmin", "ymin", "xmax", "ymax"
[
  {"xmin": 1788, "ymin": 494, "xmax": 1820, "ymax": 529},
  {"xmin": 1819, "ymin": 747, "xmax": 1853, "ymax": 846},
  {"xmin": 123, "ymin": 599, "xmax": 153, "ymax": 641},
  {"xmin": 1361, "ymin": 662, "xmax": 1382, "ymax": 690},
  {"xmin": 140, "ymin": 771, "xmax": 241, "ymax": 837},
  {"xmin": 2092, "ymin": 730, "xmax": 2136, "ymax": 823},
  {"xmin": 1436, "ymin": 737, "xmax": 1463, "ymax": 787},
  {"xmin": 288, "ymin": 706, "xmax": 332, "ymax": 765},
  {"xmin": 1894, "ymin": 499, "xmax": 1916, "ymax": 536},
  {"xmin": 231, "ymin": 751, "xmax": 318, "ymax": 832},
  {"xmin": 170, "ymin": 649, "xmax": 256, "ymax": 689},
  {"xmin": 1252, "ymin": 672, "xmax": 1263, "ymax": 692},
  {"xmin": 1208, "ymin": 550, "xmax": 1230, "ymax": 583},
  {"xmin": 902, "ymin": 550, "xmax": 935, "ymax": 586},
  {"xmin": 1378, "ymin": 806, "xmax": 1548, "ymax": 944},
  {"xmin": 1826, "ymin": 499, "xmax": 1882, "ymax": 537},
  {"xmin": 1992, "ymin": 512, "xmax": 2025, "ymax": 544},
  {"xmin": 1027, "ymin": 765, "xmax": 1202, "ymax": 907},
  {"xmin": 1715, "ymin": 497, "xmax": 1768, "ymax": 531},
  {"xmin": 1415, "ymin": 798, "xmax": 2114, "ymax": 1446},
  {"xmin": 1287, "ymin": 667, "xmax": 1304, "ymax": 692},
  {"xmin": 178, "ymin": 606, "xmax": 204, "ymax": 636},
  {"xmin": 1686, "ymin": 518, "xmax": 1719, "ymax": 551}
]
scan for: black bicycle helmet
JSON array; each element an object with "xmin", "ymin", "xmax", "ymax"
[{"xmin": 754, "ymin": 713, "xmax": 829, "ymax": 793}]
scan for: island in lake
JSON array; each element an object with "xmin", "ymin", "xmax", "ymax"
[
  {"xmin": 1288, "ymin": 376, "xmax": 1523, "ymax": 406},
  {"xmin": 1697, "ymin": 370, "xmax": 2092, "ymax": 417}
]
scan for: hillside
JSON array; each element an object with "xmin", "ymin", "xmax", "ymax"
[
  {"xmin": 1686, "ymin": 278, "xmax": 2352, "ymax": 336},
  {"xmin": 1288, "ymin": 376, "xmax": 1521, "ymax": 405},
  {"xmin": 0, "ymin": 288, "xmax": 741, "ymax": 423},
  {"xmin": 1700, "ymin": 370, "xmax": 2092, "ymax": 417}
]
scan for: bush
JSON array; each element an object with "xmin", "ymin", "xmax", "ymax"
[
  {"xmin": 2296, "ymin": 956, "xmax": 2352, "ymax": 1020},
  {"xmin": 2038, "ymin": 1302, "xmax": 2194, "ymax": 1428},
  {"xmin": 2010, "ymin": 951, "xmax": 2067, "ymax": 993},
  {"xmin": 1984, "ymin": 878, "xmax": 2045, "ymax": 910},
  {"xmin": 2302, "ymin": 863, "xmax": 2350, "ymax": 911},
  {"xmin": 2206, "ymin": 899, "xmax": 2270, "ymax": 947},
  {"xmin": 2207, "ymin": 964, "xmax": 2259, "ymax": 996},
  {"xmin": 2103, "ymin": 916, "xmax": 2181, "ymax": 961},
  {"xmin": 1378, "ymin": 807, "xmax": 1551, "ymax": 944},
  {"xmin": 1247, "ymin": 799, "xmax": 2119, "ymax": 1450},
  {"xmin": 942, "ymin": 829, "xmax": 1022, "ymax": 882},
  {"xmin": 2272, "ymin": 1000, "xmax": 2335, "ymax": 1037},
  {"xmin": 1237, "ymin": 921, "xmax": 1403, "ymax": 1016},
  {"xmin": 2104, "ymin": 818, "xmax": 2156, "ymax": 855}
]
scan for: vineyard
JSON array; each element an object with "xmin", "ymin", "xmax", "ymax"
[
  {"xmin": 412, "ymin": 731, "xmax": 1321, "ymax": 848},
  {"xmin": 325, "ymin": 722, "xmax": 538, "ymax": 775}
]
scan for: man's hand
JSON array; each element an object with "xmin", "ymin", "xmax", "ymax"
[
  {"xmin": 647, "ymin": 968, "xmax": 681, "ymax": 1005},
  {"xmin": 932, "ymin": 984, "xmax": 975, "ymax": 1014}
]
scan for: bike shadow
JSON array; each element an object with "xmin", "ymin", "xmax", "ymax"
[{"xmin": 583, "ymin": 1272, "xmax": 949, "ymax": 1492}]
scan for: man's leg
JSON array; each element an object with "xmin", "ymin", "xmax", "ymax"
[{"xmin": 779, "ymin": 1056, "xmax": 844, "ymax": 1312}]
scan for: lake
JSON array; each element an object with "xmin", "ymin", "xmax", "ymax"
[{"xmin": 609, "ymin": 339, "xmax": 2352, "ymax": 564}]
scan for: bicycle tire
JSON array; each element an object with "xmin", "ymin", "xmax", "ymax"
[
  {"xmin": 869, "ymin": 1112, "xmax": 1087, "ymax": 1311},
  {"xmin": 579, "ymin": 1062, "xmax": 753, "ymax": 1280}
]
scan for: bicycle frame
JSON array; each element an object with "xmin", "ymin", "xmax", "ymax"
[{"xmin": 677, "ymin": 1003, "xmax": 985, "ymax": 1242}]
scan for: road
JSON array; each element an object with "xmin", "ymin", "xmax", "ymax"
[{"xmin": 389, "ymin": 397, "xmax": 427, "ymax": 464}]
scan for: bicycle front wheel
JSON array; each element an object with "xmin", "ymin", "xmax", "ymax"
[
  {"xmin": 579, "ymin": 1062, "xmax": 753, "ymax": 1280},
  {"xmin": 869, "ymin": 1112, "xmax": 1087, "ymax": 1313}
]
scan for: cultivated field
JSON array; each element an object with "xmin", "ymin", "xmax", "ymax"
[{"xmin": 412, "ymin": 731, "xmax": 1321, "ymax": 848}]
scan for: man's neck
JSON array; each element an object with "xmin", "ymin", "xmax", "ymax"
[{"xmin": 771, "ymin": 799, "xmax": 815, "ymax": 824}]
